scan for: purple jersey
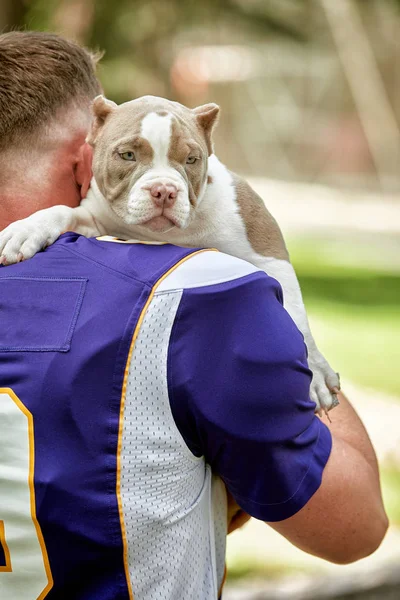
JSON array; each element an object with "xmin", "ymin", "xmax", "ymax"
[
  {"xmin": 0, "ymin": 233, "xmax": 203, "ymax": 599},
  {"xmin": 0, "ymin": 233, "xmax": 332, "ymax": 599}
]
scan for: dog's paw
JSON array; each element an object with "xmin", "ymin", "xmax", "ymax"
[
  {"xmin": 0, "ymin": 217, "xmax": 61, "ymax": 265},
  {"xmin": 308, "ymin": 350, "xmax": 340, "ymax": 416}
]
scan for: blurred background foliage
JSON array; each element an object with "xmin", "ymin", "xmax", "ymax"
[
  {"xmin": 1, "ymin": 0, "xmax": 399, "ymax": 591},
  {"xmin": 2, "ymin": 0, "xmax": 400, "ymax": 187}
]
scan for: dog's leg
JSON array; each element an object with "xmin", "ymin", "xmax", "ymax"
[
  {"xmin": 257, "ymin": 257, "xmax": 340, "ymax": 415},
  {"xmin": 199, "ymin": 168, "xmax": 340, "ymax": 414},
  {"xmin": 0, "ymin": 204, "xmax": 101, "ymax": 265}
]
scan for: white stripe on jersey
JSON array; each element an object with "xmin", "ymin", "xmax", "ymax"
[
  {"xmin": 121, "ymin": 291, "xmax": 226, "ymax": 599},
  {"xmin": 121, "ymin": 250, "xmax": 258, "ymax": 598},
  {"xmin": 156, "ymin": 250, "xmax": 261, "ymax": 293}
]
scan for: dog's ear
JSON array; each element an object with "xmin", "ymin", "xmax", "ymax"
[
  {"xmin": 193, "ymin": 103, "xmax": 220, "ymax": 155},
  {"xmin": 86, "ymin": 95, "xmax": 117, "ymax": 145}
]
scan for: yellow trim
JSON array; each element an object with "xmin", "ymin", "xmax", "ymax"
[
  {"xmin": 218, "ymin": 564, "xmax": 227, "ymax": 598},
  {"xmin": 116, "ymin": 249, "xmax": 218, "ymax": 598},
  {"xmin": 0, "ymin": 388, "xmax": 53, "ymax": 597},
  {"xmin": 0, "ymin": 521, "xmax": 12, "ymax": 572}
]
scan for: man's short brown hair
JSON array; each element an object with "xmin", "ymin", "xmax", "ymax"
[{"xmin": 0, "ymin": 31, "xmax": 102, "ymax": 149}]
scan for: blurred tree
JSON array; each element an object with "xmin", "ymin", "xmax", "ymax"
[
  {"xmin": 52, "ymin": 0, "xmax": 95, "ymax": 43},
  {"xmin": 0, "ymin": 0, "xmax": 26, "ymax": 30},
  {"xmin": 89, "ymin": 0, "xmax": 308, "ymax": 102},
  {"xmin": 10, "ymin": 0, "xmax": 307, "ymax": 103}
]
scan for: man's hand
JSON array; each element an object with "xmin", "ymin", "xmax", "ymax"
[{"xmin": 267, "ymin": 392, "xmax": 388, "ymax": 564}]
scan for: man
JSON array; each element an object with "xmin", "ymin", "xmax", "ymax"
[{"xmin": 0, "ymin": 31, "xmax": 388, "ymax": 600}]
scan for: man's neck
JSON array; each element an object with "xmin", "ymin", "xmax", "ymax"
[
  {"xmin": 0, "ymin": 116, "xmax": 91, "ymax": 232},
  {"xmin": 0, "ymin": 149, "xmax": 56, "ymax": 231},
  {"xmin": 0, "ymin": 194, "xmax": 33, "ymax": 231}
]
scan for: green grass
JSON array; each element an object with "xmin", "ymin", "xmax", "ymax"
[
  {"xmin": 289, "ymin": 237, "xmax": 400, "ymax": 398},
  {"xmin": 226, "ymin": 558, "xmax": 314, "ymax": 582},
  {"xmin": 381, "ymin": 466, "xmax": 400, "ymax": 527}
]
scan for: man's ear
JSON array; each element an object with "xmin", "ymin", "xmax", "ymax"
[
  {"xmin": 75, "ymin": 143, "xmax": 93, "ymax": 199},
  {"xmin": 86, "ymin": 95, "xmax": 117, "ymax": 146},
  {"xmin": 193, "ymin": 103, "xmax": 220, "ymax": 155}
]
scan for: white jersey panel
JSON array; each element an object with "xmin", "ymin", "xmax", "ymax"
[
  {"xmin": 121, "ymin": 290, "xmax": 227, "ymax": 600},
  {"xmin": 156, "ymin": 250, "xmax": 261, "ymax": 292}
]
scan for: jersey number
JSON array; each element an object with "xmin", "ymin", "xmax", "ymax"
[{"xmin": 0, "ymin": 389, "xmax": 53, "ymax": 599}]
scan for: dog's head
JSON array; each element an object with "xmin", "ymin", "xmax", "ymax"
[{"xmin": 87, "ymin": 95, "xmax": 219, "ymax": 233}]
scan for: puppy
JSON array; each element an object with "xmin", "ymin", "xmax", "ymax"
[{"xmin": 0, "ymin": 95, "xmax": 340, "ymax": 413}]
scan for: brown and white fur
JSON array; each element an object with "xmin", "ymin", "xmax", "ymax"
[{"xmin": 0, "ymin": 95, "xmax": 340, "ymax": 413}]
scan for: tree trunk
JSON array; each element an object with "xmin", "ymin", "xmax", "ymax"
[
  {"xmin": 0, "ymin": 0, "xmax": 26, "ymax": 31},
  {"xmin": 321, "ymin": 0, "xmax": 400, "ymax": 191}
]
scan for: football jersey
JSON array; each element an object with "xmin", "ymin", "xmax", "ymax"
[{"xmin": 0, "ymin": 233, "xmax": 332, "ymax": 600}]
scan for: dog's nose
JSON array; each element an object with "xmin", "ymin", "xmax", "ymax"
[{"xmin": 150, "ymin": 183, "xmax": 178, "ymax": 208}]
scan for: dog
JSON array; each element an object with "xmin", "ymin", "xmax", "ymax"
[{"xmin": 0, "ymin": 95, "xmax": 340, "ymax": 413}]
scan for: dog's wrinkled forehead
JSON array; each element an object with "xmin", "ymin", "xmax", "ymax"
[
  {"xmin": 97, "ymin": 97, "xmax": 207, "ymax": 158},
  {"xmin": 88, "ymin": 95, "xmax": 220, "ymax": 160}
]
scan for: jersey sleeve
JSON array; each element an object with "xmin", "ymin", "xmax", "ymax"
[{"xmin": 167, "ymin": 271, "xmax": 332, "ymax": 522}]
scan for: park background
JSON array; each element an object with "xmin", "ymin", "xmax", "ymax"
[{"xmin": 1, "ymin": 0, "xmax": 399, "ymax": 598}]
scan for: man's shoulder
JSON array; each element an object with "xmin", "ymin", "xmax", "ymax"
[{"xmin": 156, "ymin": 249, "xmax": 264, "ymax": 294}]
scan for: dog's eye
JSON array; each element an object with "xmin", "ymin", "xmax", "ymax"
[
  {"xmin": 186, "ymin": 156, "xmax": 198, "ymax": 165},
  {"xmin": 119, "ymin": 151, "xmax": 136, "ymax": 161}
]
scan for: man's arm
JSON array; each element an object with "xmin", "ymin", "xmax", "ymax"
[
  {"xmin": 167, "ymin": 265, "xmax": 388, "ymax": 563},
  {"xmin": 269, "ymin": 392, "xmax": 388, "ymax": 564}
]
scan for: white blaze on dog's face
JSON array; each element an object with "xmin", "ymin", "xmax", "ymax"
[{"xmin": 87, "ymin": 95, "xmax": 219, "ymax": 233}]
